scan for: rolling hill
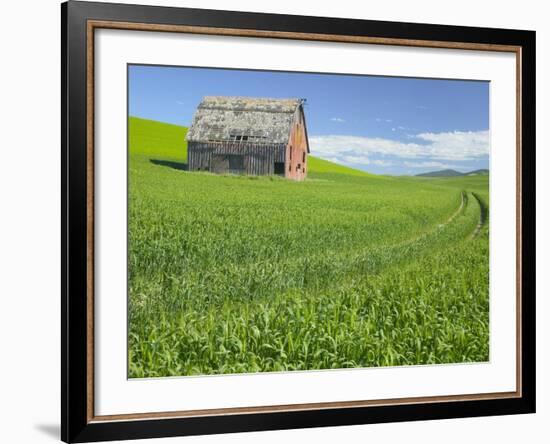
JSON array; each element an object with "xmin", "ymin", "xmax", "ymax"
[
  {"xmin": 465, "ymin": 169, "xmax": 489, "ymax": 176},
  {"xmin": 128, "ymin": 116, "xmax": 372, "ymax": 177},
  {"xmin": 417, "ymin": 168, "xmax": 489, "ymax": 177}
]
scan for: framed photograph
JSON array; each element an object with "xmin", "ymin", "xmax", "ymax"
[{"xmin": 61, "ymin": 1, "xmax": 536, "ymax": 442}]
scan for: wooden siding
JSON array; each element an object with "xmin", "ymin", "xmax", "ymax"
[{"xmin": 188, "ymin": 142, "xmax": 286, "ymax": 176}]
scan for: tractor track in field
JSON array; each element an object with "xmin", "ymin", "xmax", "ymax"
[
  {"xmin": 308, "ymin": 190, "xmax": 482, "ymax": 276},
  {"xmin": 470, "ymin": 192, "xmax": 488, "ymax": 239},
  {"xmin": 336, "ymin": 190, "xmax": 474, "ymax": 280},
  {"xmin": 446, "ymin": 191, "xmax": 467, "ymax": 224},
  {"xmin": 382, "ymin": 190, "xmax": 466, "ymax": 250},
  {"xmin": 366, "ymin": 190, "xmax": 467, "ymax": 255}
]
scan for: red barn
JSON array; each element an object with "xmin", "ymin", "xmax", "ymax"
[{"xmin": 186, "ymin": 96, "xmax": 310, "ymax": 180}]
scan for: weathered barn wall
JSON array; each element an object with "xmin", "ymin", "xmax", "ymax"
[{"xmin": 188, "ymin": 142, "xmax": 286, "ymax": 176}]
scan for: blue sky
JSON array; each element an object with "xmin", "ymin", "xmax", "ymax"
[{"xmin": 129, "ymin": 64, "xmax": 489, "ymax": 175}]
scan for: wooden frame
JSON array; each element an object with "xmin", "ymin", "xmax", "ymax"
[{"xmin": 62, "ymin": 1, "xmax": 536, "ymax": 442}]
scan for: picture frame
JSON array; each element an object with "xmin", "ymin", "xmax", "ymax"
[{"xmin": 61, "ymin": 1, "xmax": 536, "ymax": 442}]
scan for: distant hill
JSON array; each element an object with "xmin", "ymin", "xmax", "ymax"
[
  {"xmin": 416, "ymin": 168, "xmax": 489, "ymax": 178},
  {"xmin": 416, "ymin": 169, "xmax": 464, "ymax": 177},
  {"xmin": 128, "ymin": 116, "xmax": 371, "ymax": 177},
  {"xmin": 465, "ymin": 169, "xmax": 489, "ymax": 176}
]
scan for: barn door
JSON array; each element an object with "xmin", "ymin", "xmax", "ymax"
[{"xmin": 228, "ymin": 154, "xmax": 245, "ymax": 174}]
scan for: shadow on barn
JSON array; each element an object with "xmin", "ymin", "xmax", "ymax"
[{"xmin": 150, "ymin": 159, "xmax": 188, "ymax": 171}]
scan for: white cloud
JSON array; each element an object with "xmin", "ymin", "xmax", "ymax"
[
  {"xmin": 310, "ymin": 135, "xmax": 414, "ymax": 159},
  {"xmin": 309, "ymin": 130, "xmax": 489, "ymax": 162},
  {"xmin": 330, "ymin": 117, "xmax": 345, "ymax": 122},
  {"xmin": 375, "ymin": 118, "xmax": 382, "ymax": 122},
  {"xmin": 176, "ymin": 100, "xmax": 185, "ymax": 105},
  {"xmin": 413, "ymin": 131, "xmax": 490, "ymax": 160},
  {"xmin": 385, "ymin": 119, "xmax": 393, "ymax": 123}
]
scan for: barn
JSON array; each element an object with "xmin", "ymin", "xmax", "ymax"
[{"xmin": 186, "ymin": 96, "xmax": 310, "ymax": 180}]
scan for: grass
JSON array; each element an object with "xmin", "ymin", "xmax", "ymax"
[{"xmin": 128, "ymin": 116, "xmax": 489, "ymax": 378}]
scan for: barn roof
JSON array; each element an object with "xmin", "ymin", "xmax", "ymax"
[{"xmin": 186, "ymin": 96, "xmax": 307, "ymax": 146}]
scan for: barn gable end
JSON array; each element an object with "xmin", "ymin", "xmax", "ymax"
[{"xmin": 186, "ymin": 96, "xmax": 309, "ymax": 180}]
